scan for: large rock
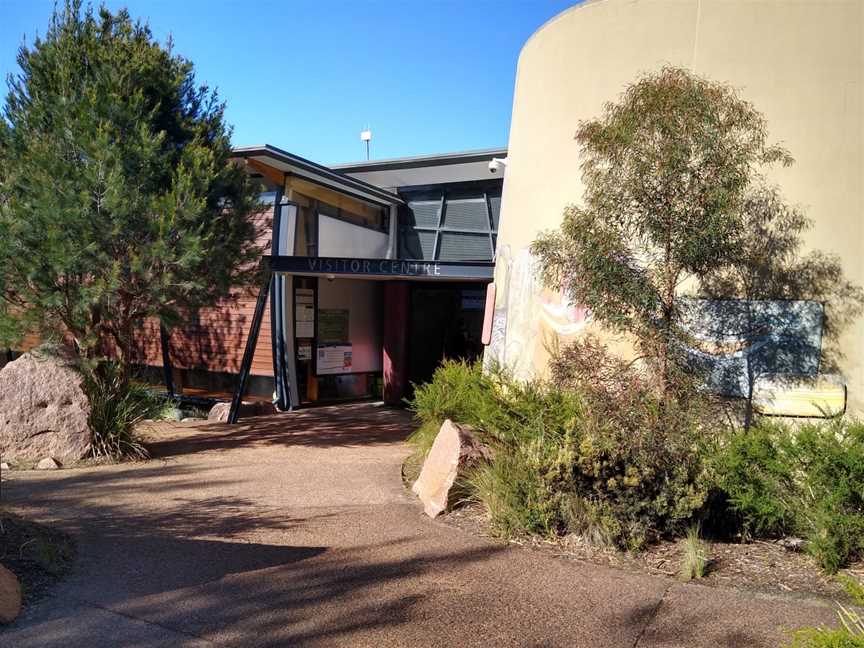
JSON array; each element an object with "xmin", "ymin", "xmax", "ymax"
[
  {"xmin": 0, "ymin": 351, "xmax": 91, "ymax": 463},
  {"xmin": 0, "ymin": 563, "xmax": 22, "ymax": 624},
  {"xmin": 412, "ymin": 419, "xmax": 491, "ymax": 518}
]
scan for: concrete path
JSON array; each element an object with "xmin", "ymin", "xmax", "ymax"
[{"xmin": 0, "ymin": 403, "xmax": 836, "ymax": 647}]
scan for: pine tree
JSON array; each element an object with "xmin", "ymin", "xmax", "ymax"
[{"xmin": 0, "ymin": 1, "xmax": 262, "ymax": 372}]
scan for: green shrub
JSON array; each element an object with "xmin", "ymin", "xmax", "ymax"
[
  {"xmin": 409, "ymin": 351, "xmax": 715, "ymax": 551},
  {"xmin": 411, "ymin": 360, "xmax": 499, "ymax": 429},
  {"xmin": 710, "ymin": 422, "xmax": 799, "ymax": 538},
  {"xmin": 837, "ymin": 575, "xmax": 864, "ymax": 607},
  {"xmin": 787, "ymin": 605, "xmax": 864, "ymax": 648},
  {"xmin": 713, "ymin": 419, "xmax": 864, "ymax": 573},
  {"xmin": 82, "ymin": 362, "xmax": 163, "ymax": 460}
]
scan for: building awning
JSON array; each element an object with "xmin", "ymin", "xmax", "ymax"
[
  {"xmin": 266, "ymin": 255, "xmax": 493, "ymax": 281},
  {"xmin": 233, "ymin": 144, "xmax": 403, "ymax": 208}
]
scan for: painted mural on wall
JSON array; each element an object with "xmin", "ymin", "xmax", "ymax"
[
  {"xmin": 681, "ymin": 298, "xmax": 845, "ymax": 416},
  {"xmin": 681, "ymin": 298, "xmax": 824, "ymax": 398},
  {"xmin": 485, "ymin": 248, "xmax": 846, "ymax": 417},
  {"xmin": 485, "ymin": 245, "xmax": 592, "ymax": 377}
]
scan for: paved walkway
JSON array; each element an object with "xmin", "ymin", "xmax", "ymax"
[{"xmin": 1, "ymin": 403, "xmax": 837, "ymax": 647}]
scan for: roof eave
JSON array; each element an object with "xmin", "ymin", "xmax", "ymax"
[{"xmin": 232, "ymin": 145, "xmax": 403, "ymax": 206}]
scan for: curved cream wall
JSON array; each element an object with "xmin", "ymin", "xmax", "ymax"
[{"xmin": 492, "ymin": 0, "xmax": 864, "ymax": 413}]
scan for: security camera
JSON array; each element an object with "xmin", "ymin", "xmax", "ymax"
[{"xmin": 488, "ymin": 157, "xmax": 508, "ymax": 174}]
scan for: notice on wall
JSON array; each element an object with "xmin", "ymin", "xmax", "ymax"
[
  {"xmin": 297, "ymin": 344, "xmax": 312, "ymax": 361},
  {"xmin": 295, "ymin": 288, "xmax": 315, "ymax": 338},
  {"xmin": 318, "ymin": 309, "xmax": 350, "ymax": 344},
  {"xmin": 317, "ymin": 345, "xmax": 353, "ymax": 375}
]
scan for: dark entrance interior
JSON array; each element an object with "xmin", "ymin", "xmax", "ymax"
[{"xmin": 407, "ymin": 283, "xmax": 486, "ymax": 394}]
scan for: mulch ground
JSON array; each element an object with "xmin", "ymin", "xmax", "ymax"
[
  {"xmin": 0, "ymin": 511, "xmax": 76, "ymax": 605},
  {"xmin": 441, "ymin": 502, "xmax": 864, "ymax": 605}
]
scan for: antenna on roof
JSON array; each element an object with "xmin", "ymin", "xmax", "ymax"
[{"xmin": 360, "ymin": 126, "xmax": 372, "ymax": 161}]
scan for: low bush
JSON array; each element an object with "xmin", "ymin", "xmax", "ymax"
[
  {"xmin": 787, "ymin": 605, "xmax": 864, "ymax": 648},
  {"xmin": 837, "ymin": 575, "xmax": 864, "ymax": 607},
  {"xmin": 713, "ymin": 419, "xmax": 864, "ymax": 573},
  {"xmin": 82, "ymin": 362, "xmax": 164, "ymax": 460},
  {"xmin": 410, "ymin": 349, "xmax": 716, "ymax": 551},
  {"xmin": 411, "ymin": 360, "xmax": 500, "ymax": 431}
]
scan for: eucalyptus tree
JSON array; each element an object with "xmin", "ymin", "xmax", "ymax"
[{"xmin": 532, "ymin": 66, "xmax": 794, "ymax": 398}]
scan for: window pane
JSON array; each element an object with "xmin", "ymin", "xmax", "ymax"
[
  {"xmin": 399, "ymin": 228, "xmax": 437, "ymax": 260},
  {"xmin": 407, "ymin": 200, "xmax": 441, "ymax": 228},
  {"xmin": 442, "ymin": 198, "xmax": 489, "ymax": 231},
  {"xmin": 438, "ymin": 232, "xmax": 493, "ymax": 261}
]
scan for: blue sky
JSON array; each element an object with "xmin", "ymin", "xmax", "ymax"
[{"xmin": 0, "ymin": 0, "xmax": 577, "ymax": 164}]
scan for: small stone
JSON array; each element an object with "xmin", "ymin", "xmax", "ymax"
[
  {"xmin": 36, "ymin": 457, "xmax": 60, "ymax": 470},
  {"xmin": 778, "ymin": 537, "xmax": 806, "ymax": 552},
  {"xmin": 208, "ymin": 402, "xmax": 231, "ymax": 422},
  {"xmin": 0, "ymin": 563, "xmax": 22, "ymax": 624},
  {"xmin": 0, "ymin": 462, "xmax": 9, "ymax": 471},
  {"xmin": 180, "ymin": 417, "xmax": 198, "ymax": 423}
]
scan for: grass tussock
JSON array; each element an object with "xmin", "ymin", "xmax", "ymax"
[
  {"xmin": 82, "ymin": 362, "xmax": 166, "ymax": 461},
  {"xmin": 678, "ymin": 525, "xmax": 709, "ymax": 582}
]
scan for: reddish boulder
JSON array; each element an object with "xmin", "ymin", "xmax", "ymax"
[
  {"xmin": 412, "ymin": 419, "xmax": 490, "ymax": 518},
  {"xmin": 0, "ymin": 563, "xmax": 22, "ymax": 624},
  {"xmin": 0, "ymin": 351, "xmax": 91, "ymax": 463}
]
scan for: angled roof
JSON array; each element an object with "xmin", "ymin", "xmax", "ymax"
[{"xmin": 232, "ymin": 144, "xmax": 402, "ymax": 206}]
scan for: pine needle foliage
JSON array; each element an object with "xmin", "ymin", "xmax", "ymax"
[{"xmin": 0, "ymin": 1, "xmax": 262, "ymax": 370}]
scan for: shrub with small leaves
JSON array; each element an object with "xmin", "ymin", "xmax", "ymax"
[
  {"xmin": 713, "ymin": 419, "xmax": 864, "ymax": 573},
  {"xmin": 410, "ymin": 354, "xmax": 716, "ymax": 551},
  {"xmin": 787, "ymin": 605, "xmax": 864, "ymax": 648}
]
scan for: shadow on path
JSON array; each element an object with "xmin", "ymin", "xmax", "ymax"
[{"xmin": 145, "ymin": 403, "xmax": 417, "ymax": 459}]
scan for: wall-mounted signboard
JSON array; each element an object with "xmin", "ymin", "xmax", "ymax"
[
  {"xmin": 317, "ymin": 345, "xmax": 353, "ymax": 375},
  {"xmin": 269, "ymin": 255, "xmax": 494, "ymax": 280},
  {"xmin": 318, "ymin": 308, "xmax": 349, "ymax": 344}
]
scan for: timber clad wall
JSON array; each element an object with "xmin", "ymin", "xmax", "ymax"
[{"xmin": 133, "ymin": 207, "xmax": 276, "ymax": 377}]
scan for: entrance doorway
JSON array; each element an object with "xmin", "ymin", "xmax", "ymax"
[{"xmin": 407, "ymin": 283, "xmax": 486, "ymax": 393}]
